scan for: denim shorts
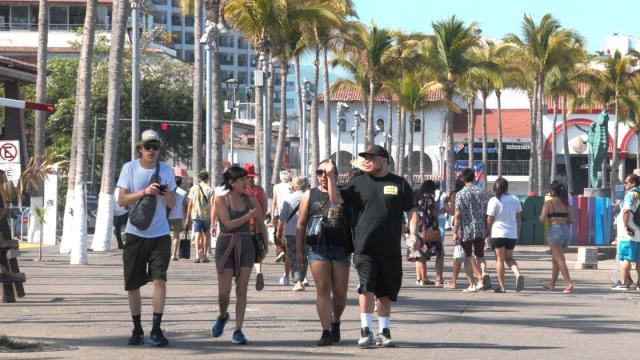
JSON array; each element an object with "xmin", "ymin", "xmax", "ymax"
[
  {"xmin": 306, "ymin": 245, "xmax": 351, "ymax": 267},
  {"xmin": 547, "ymin": 224, "xmax": 570, "ymax": 246},
  {"xmin": 192, "ymin": 220, "xmax": 210, "ymax": 233},
  {"xmin": 617, "ymin": 240, "xmax": 640, "ymax": 262}
]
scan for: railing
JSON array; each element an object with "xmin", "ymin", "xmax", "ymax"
[{"xmin": 486, "ymin": 160, "xmax": 529, "ymax": 176}]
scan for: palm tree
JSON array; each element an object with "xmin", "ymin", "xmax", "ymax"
[
  {"xmin": 70, "ymin": 0, "xmax": 98, "ymax": 265},
  {"xmin": 503, "ymin": 13, "xmax": 584, "ymax": 194},
  {"xmin": 208, "ymin": 0, "xmax": 224, "ymax": 188},
  {"xmin": 91, "ymin": 0, "xmax": 129, "ymax": 252},
  {"xmin": 423, "ymin": 16, "xmax": 479, "ymax": 192}
]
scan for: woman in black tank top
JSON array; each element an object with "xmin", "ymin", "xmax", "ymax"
[
  {"xmin": 211, "ymin": 166, "xmax": 268, "ymax": 345},
  {"xmin": 295, "ymin": 160, "xmax": 352, "ymax": 346}
]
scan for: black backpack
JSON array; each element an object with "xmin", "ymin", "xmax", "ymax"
[
  {"xmin": 129, "ymin": 162, "xmax": 160, "ymax": 230},
  {"xmin": 629, "ymin": 189, "xmax": 640, "ymax": 228}
]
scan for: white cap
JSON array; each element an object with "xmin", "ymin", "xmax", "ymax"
[{"xmin": 140, "ymin": 130, "xmax": 162, "ymax": 144}]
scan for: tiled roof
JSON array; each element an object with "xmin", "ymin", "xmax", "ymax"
[
  {"xmin": 318, "ymin": 85, "xmax": 445, "ymax": 103},
  {"xmin": 0, "ymin": 47, "xmax": 79, "ymax": 53},
  {"xmin": 543, "ymin": 82, "xmax": 608, "ymax": 113},
  {"xmin": 453, "ymin": 109, "xmax": 531, "ymax": 139}
]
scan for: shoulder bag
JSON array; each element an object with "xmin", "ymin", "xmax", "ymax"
[{"xmin": 129, "ymin": 161, "xmax": 160, "ymax": 230}]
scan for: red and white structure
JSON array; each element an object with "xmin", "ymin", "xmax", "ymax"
[{"xmin": 0, "ymin": 97, "xmax": 55, "ymax": 112}]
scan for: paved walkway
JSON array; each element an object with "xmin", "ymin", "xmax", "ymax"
[{"xmin": 1, "ymin": 237, "xmax": 639, "ymax": 359}]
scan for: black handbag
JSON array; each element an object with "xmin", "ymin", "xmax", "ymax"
[
  {"xmin": 244, "ymin": 195, "xmax": 266, "ymax": 263},
  {"xmin": 129, "ymin": 161, "xmax": 160, "ymax": 230},
  {"xmin": 305, "ymin": 200, "xmax": 328, "ymax": 245}
]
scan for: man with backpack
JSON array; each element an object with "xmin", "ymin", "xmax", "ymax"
[
  {"xmin": 612, "ymin": 174, "xmax": 640, "ymax": 290},
  {"xmin": 186, "ymin": 170, "xmax": 212, "ymax": 263},
  {"xmin": 116, "ymin": 130, "xmax": 176, "ymax": 346}
]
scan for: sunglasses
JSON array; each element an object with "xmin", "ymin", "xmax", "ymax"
[
  {"xmin": 143, "ymin": 143, "xmax": 160, "ymax": 151},
  {"xmin": 316, "ymin": 170, "xmax": 327, "ymax": 176}
]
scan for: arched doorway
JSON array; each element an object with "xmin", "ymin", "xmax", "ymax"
[
  {"xmin": 403, "ymin": 151, "xmax": 432, "ymax": 174},
  {"xmin": 330, "ymin": 151, "xmax": 354, "ymax": 173}
]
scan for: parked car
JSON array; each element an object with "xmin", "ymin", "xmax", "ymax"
[{"xmin": 9, "ymin": 207, "xmax": 30, "ymax": 239}]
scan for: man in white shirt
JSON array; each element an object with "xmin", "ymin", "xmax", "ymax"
[
  {"xmin": 612, "ymin": 174, "xmax": 640, "ymax": 290},
  {"xmin": 117, "ymin": 130, "xmax": 176, "ymax": 347}
]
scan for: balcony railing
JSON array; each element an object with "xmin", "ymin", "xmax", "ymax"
[{"xmin": 486, "ymin": 160, "xmax": 529, "ymax": 176}]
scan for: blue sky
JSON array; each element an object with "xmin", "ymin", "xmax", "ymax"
[{"xmin": 352, "ymin": 0, "xmax": 639, "ymax": 52}]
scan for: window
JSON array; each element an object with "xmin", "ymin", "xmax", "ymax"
[
  {"xmin": 172, "ymin": 31, "xmax": 182, "ymax": 44},
  {"xmin": 237, "ymin": 71, "xmax": 247, "ymax": 84},
  {"xmin": 69, "ymin": 6, "xmax": 85, "ymax": 29},
  {"xmin": 29, "ymin": 5, "xmax": 37, "ymax": 30},
  {"xmin": 184, "ymin": 16, "xmax": 194, "ymax": 26},
  {"xmin": 50, "ymin": 7, "xmax": 69, "ymax": 30},
  {"xmin": 172, "ymin": 0, "xmax": 180, "ymax": 8},
  {"xmin": 414, "ymin": 118, "xmax": 421, "ymax": 132},
  {"xmin": 250, "ymin": 55, "xmax": 257, "ymax": 67},
  {"xmin": 274, "ymin": 91, "xmax": 281, "ymax": 103},
  {"xmin": 237, "ymin": 54, "xmax": 247, "ymax": 67},
  {"xmin": 218, "ymin": 34, "xmax": 234, "ymax": 48},
  {"xmin": 238, "ymin": 36, "xmax": 248, "ymax": 48},
  {"xmin": 376, "ymin": 118, "xmax": 385, "ymax": 132},
  {"xmin": 152, "ymin": 0, "xmax": 167, "ymax": 5},
  {"xmin": 184, "ymin": 31, "xmax": 194, "ymax": 44},
  {"xmin": 219, "ymin": 52, "xmax": 234, "ymax": 66},
  {"xmin": 287, "ymin": 81, "xmax": 294, "ymax": 87},
  {"xmin": 12, "ymin": 6, "xmax": 29, "ymax": 30},
  {"xmin": 153, "ymin": 15, "xmax": 166, "ymax": 26},
  {"xmin": 171, "ymin": 14, "xmax": 181, "ymax": 26},
  {"xmin": 0, "ymin": 6, "xmax": 9, "ymax": 30},
  {"xmin": 338, "ymin": 118, "xmax": 347, "ymax": 132},
  {"xmin": 221, "ymin": 70, "xmax": 234, "ymax": 82},
  {"xmin": 184, "ymin": 50, "xmax": 194, "ymax": 62}
]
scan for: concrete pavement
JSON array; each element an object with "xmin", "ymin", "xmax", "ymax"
[{"xmin": 1, "ymin": 237, "xmax": 639, "ymax": 359}]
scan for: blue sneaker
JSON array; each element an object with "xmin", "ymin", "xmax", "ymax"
[
  {"xmin": 127, "ymin": 330, "xmax": 144, "ymax": 345},
  {"xmin": 231, "ymin": 329, "xmax": 248, "ymax": 344},
  {"xmin": 148, "ymin": 330, "xmax": 169, "ymax": 347},
  {"xmin": 211, "ymin": 313, "xmax": 229, "ymax": 337}
]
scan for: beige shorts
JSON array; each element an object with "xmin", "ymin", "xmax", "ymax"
[{"xmin": 169, "ymin": 218, "xmax": 184, "ymax": 233}]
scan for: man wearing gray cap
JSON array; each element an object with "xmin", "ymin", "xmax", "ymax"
[{"xmin": 117, "ymin": 130, "xmax": 176, "ymax": 347}]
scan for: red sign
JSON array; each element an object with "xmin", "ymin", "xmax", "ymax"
[{"xmin": 0, "ymin": 143, "xmax": 18, "ymax": 162}]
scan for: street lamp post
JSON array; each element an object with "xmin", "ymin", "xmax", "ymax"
[
  {"xmin": 225, "ymin": 78, "xmax": 239, "ymax": 163},
  {"xmin": 130, "ymin": 0, "xmax": 142, "ymax": 160},
  {"xmin": 336, "ymin": 102, "xmax": 349, "ymax": 175},
  {"xmin": 302, "ymin": 79, "xmax": 313, "ymax": 177},
  {"xmin": 351, "ymin": 110, "xmax": 361, "ymax": 161},
  {"xmin": 439, "ymin": 145, "xmax": 446, "ymax": 190}
]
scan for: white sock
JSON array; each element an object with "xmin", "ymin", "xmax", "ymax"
[
  {"xmin": 378, "ymin": 316, "xmax": 390, "ymax": 333},
  {"xmin": 360, "ymin": 313, "xmax": 373, "ymax": 330}
]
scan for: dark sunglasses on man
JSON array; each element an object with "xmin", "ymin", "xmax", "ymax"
[{"xmin": 143, "ymin": 143, "xmax": 160, "ymax": 151}]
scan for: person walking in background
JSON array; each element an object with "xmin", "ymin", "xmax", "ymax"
[
  {"xmin": 211, "ymin": 165, "xmax": 268, "ymax": 344},
  {"xmin": 445, "ymin": 175, "xmax": 466, "ymax": 289},
  {"xmin": 296, "ymin": 162, "xmax": 351, "ymax": 346},
  {"xmin": 243, "ymin": 164, "xmax": 267, "ymax": 291},
  {"xmin": 435, "ymin": 182, "xmax": 448, "ymax": 241},
  {"xmin": 116, "ymin": 130, "xmax": 176, "ymax": 346},
  {"xmin": 272, "ymin": 170, "xmax": 294, "ymax": 285},
  {"xmin": 327, "ymin": 145, "xmax": 419, "ymax": 348},
  {"xmin": 186, "ymin": 170, "xmax": 212, "ymax": 263},
  {"xmin": 454, "ymin": 168, "xmax": 491, "ymax": 292},
  {"xmin": 113, "ymin": 187, "xmax": 128, "ymax": 250},
  {"xmin": 486, "ymin": 178, "xmax": 524, "ymax": 293},
  {"xmin": 278, "ymin": 176, "xmax": 307, "ymax": 291},
  {"xmin": 416, "ymin": 180, "xmax": 445, "ymax": 286},
  {"xmin": 611, "ymin": 174, "xmax": 640, "ymax": 290},
  {"xmin": 539, "ymin": 181, "xmax": 574, "ymax": 293},
  {"xmin": 169, "ymin": 176, "xmax": 187, "ymax": 260}
]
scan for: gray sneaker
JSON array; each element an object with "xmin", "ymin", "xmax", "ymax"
[
  {"xmin": 358, "ymin": 327, "xmax": 375, "ymax": 348},
  {"xmin": 376, "ymin": 328, "xmax": 396, "ymax": 348}
]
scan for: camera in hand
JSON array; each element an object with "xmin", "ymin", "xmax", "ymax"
[{"xmin": 158, "ymin": 184, "xmax": 168, "ymax": 194}]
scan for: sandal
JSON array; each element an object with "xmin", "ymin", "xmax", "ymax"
[
  {"xmin": 194, "ymin": 258, "xmax": 201, "ymax": 263},
  {"xmin": 542, "ymin": 285, "xmax": 555, "ymax": 291},
  {"xmin": 444, "ymin": 281, "xmax": 456, "ymax": 289},
  {"xmin": 202, "ymin": 257, "xmax": 210, "ymax": 263},
  {"xmin": 423, "ymin": 279, "xmax": 435, "ymax": 286},
  {"xmin": 494, "ymin": 287, "xmax": 506, "ymax": 293},
  {"xmin": 462, "ymin": 286, "xmax": 477, "ymax": 293},
  {"xmin": 562, "ymin": 286, "xmax": 574, "ymax": 294},
  {"xmin": 435, "ymin": 279, "xmax": 445, "ymax": 287}
]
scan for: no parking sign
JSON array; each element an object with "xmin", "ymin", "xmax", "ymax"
[{"xmin": 0, "ymin": 140, "xmax": 21, "ymax": 185}]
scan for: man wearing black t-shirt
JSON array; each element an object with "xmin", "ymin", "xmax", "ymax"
[{"xmin": 327, "ymin": 145, "xmax": 419, "ymax": 348}]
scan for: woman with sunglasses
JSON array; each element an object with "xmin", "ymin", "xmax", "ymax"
[
  {"xmin": 210, "ymin": 165, "xmax": 268, "ymax": 344},
  {"xmin": 296, "ymin": 160, "xmax": 352, "ymax": 346}
]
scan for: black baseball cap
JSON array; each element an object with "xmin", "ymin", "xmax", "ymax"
[{"xmin": 359, "ymin": 145, "xmax": 389, "ymax": 159}]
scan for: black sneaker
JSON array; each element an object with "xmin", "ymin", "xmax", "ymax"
[
  {"xmin": 127, "ymin": 330, "xmax": 145, "ymax": 346},
  {"xmin": 149, "ymin": 330, "xmax": 169, "ymax": 347},
  {"xmin": 330, "ymin": 322, "xmax": 341, "ymax": 343},
  {"xmin": 317, "ymin": 330, "xmax": 332, "ymax": 346}
]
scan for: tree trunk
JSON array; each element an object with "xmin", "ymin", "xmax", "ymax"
[
  {"xmin": 192, "ymin": 0, "xmax": 203, "ymax": 184},
  {"xmin": 496, "ymin": 90, "xmax": 503, "ymax": 178},
  {"xmin": 395, "ymin": 102, "xmax": 402, "ymax": 174},
  {"xmin": 446, "ymin": 106, "xmax": 455, "ymax": 194},
  {"xmin": 264, "ymin": 51, "xmax": 274, "ymax": 197},
  {"xmin": 562, "ymin": 96, "xmax": 573, "ymax": 194},
  {"xmin": 537, "ymin": 75, "xmax": 546, "ymax": 195},
  {"xmin": 550, "ymin": 98, "xmax": 558, "ymax": 182},
  {"xmin": 407, "ymin": 112, "xmax": 415, "ymax": 186},
  {"xmin": 420, "ymin": 109, "xmax": 425, "ymax": 177},
  {"xmin": 398, "ymin": 110, "xmax": 406, "ymax": 176},
  {"xmin": 481, "ymin": 92, "xmax": 488, "ymax": 189},
  {"xmin": 529, "ymin": 84, "xmax": 538, "ymax": 194},
  {"xmin": 612, "ymin": 97, "xmax": 620, "ymax": 204},
  {"xmin": 271, "ymin": 63, "xmax": 289, "ymax": 185},
  {"xmin": 92, "ymin": 0, "xmax": 128, "ymax": 252},
  {"xmin": 295, "ymin": 56, "xmax": 304, "ymax": 174},
  {"xmin": 367, "ymin": 78, "xmax": 375, "ymax": 145},
  {"xmin": 467, "ymin": 95, "xmax": 475, "ymax": 165},
  {"xmin": 309, "ymin": 47, "xmax": 320, "ymax": 186},
  {"xmin": 60, "ymin": 126, "xmax": 77, "ymax": 254},
  {"xmin": 386, "ymin": 101, "xmax": 392, "ymax": 151},
  {"xmin": 210, "ymin": 0, "xmax": 224, "ymax": 188},
  {"xmin": 70, "ymin": 0, "xmax": 97, "ymax": 265},
  {"xmin": 322, "ymin": 47, "xmax": 331, "ymax": 160}
]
